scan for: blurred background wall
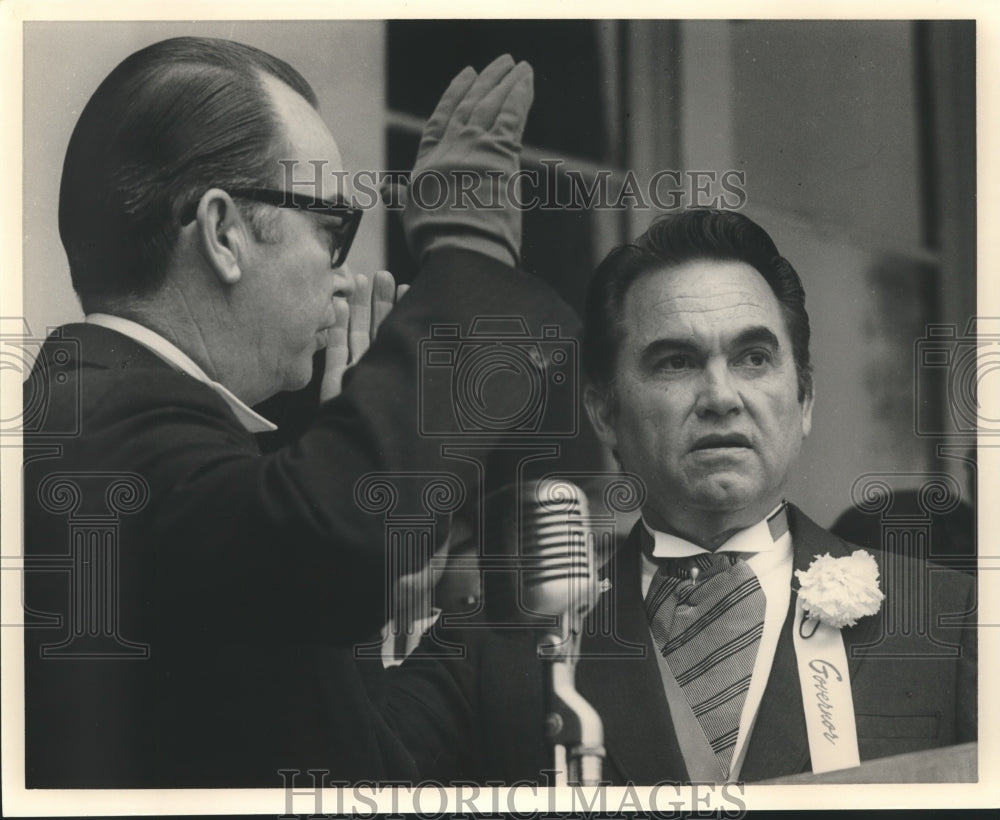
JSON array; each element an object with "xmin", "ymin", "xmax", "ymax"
[{"xmin": 20, "ymin": 19, "xmax": 976, "ymax": 530}]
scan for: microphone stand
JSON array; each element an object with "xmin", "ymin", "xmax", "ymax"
[{"xmin": 541, "ymin": 629, "xmax": 605, "ymax": 787}]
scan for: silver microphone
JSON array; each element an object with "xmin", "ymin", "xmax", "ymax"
[
  {"xmin": 509, "ymin": 478, "xmax": 605, "ymax": 786},
  {"xmin": 520, "ymin": 479, "xmax": 598, "ymax": 653}
]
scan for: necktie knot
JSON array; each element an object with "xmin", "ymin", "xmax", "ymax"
[{"xmin": 652, "ymin": 551, "xmax": 744, "ymax": 582}]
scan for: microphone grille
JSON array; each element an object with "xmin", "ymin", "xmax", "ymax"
[{"xmin": 522, "ymin": 479, "xmax": 595, "ymax": 622}]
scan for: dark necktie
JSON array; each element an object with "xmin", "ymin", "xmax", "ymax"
[{"xmin": 645, "ymin": 551, "xmax": 766, "ymax": 776}]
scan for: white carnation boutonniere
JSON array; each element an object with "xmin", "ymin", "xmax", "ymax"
[{"xmin": 795, "ymin": 550, "xmax": 884, "ymax": 628}]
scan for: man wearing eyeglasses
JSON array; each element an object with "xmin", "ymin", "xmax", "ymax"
[{"xmin": 23, "ymin": 37, "xmax": 561, "ymax": 788}]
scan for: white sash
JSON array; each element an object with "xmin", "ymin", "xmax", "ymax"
[
  {"xmin": 650, "ymin": 640, "xmax": 727, "ymax": 781},
  {"xmin": 791, "ymin": 597, "xmax": 861, "ymax": 774}
]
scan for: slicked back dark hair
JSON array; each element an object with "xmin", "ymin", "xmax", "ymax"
[
  {"xmin": 583, "ymin": 209, "xmax": 813, "ymax": 403},
  {"xmin": 59, "ymin": 36, "xmax": 319, "ymax": 312}
]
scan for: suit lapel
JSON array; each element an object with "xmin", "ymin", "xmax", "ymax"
[
  {"xmin": 739, "ymin": 503, "xmax": 876, "ymax": 781},
  {"xmin": 577, "ymin": 527, "xmax": 688, "ymax": 784},
  {"xmin": 737, "ymin": 586, "xmax": 810, "ymax": 780}
]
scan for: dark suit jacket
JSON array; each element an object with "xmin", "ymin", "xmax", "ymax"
[
  {"xmin": 386, "ymin": 504, "xmax": 977, "ymax": 783},
  {"xmin": 22, "ymin": 249, "xmax": 581, "ymax": 788}
]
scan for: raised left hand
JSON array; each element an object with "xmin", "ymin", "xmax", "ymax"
[{"xmin": 322, "ymin": 269, "xmax": 409, "ymax": 400}]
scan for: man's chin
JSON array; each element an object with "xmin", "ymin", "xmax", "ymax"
[
  {"xmin": 686, "ymin": 474, "xmax": 761, "ymax": 511},
  {"xmin": 281, "ymin": 364, "xmax": 315, "ymax": 394}
]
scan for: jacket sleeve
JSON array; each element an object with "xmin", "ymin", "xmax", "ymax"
[
  {"xmin": 55, "ymin": 250, "xmax": 583, "ymax": 645},
  {"xmin": 380, "ymin": 627, "xmax": 483, "ymax": 782}
]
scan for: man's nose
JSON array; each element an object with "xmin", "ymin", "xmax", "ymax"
[{"xmin": 694, "ymin": 361, "xmax": 743, "ymax": 417}]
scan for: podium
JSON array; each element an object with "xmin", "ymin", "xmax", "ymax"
[{"xmin": 757, "ymin": 743, "xmax": 977, "ymax": 784}]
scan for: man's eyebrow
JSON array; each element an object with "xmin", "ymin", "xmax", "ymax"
[
  {"xmin": 729, "ymin": 326, "xmax": 781, "ymax": 351},
  {"xmin": 638, "ymin": 327, "xmax": 782, "ymax": 367},
  {"xmin": 638, "ymin": 337, "xmax": 701, "ymax": 367}
]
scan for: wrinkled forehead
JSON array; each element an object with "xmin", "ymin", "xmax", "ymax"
[
  {"xmin": 622, "ymin": 259, "xmax": 789, "ymax": 348},
  {"xmin": 259, "ymin": 72, "xmax": 349, "ymax": 201}
]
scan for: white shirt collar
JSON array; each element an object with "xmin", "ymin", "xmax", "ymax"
[
  {"xmin": 85, "ymin": 313, "xmax": 277, "ymax": 434},
  {"xmin": 641, "ymin": 501, "xmax": 788, "ymax": 558}
]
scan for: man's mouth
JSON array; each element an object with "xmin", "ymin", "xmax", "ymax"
[{"xmin": 691, "ymin": 433, "xmax": 752, "ymax": 451}]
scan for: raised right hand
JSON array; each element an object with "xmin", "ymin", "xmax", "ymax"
[{"xmin": 395, "ymin": 55, "xmax": 535, "ymax": 268}]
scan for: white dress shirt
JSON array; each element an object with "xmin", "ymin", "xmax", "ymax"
[
  {"xmin": 639, "ymin": 504, "xmax": 793, "ymax": 780},
  {"xmin": 85, "ymin": 313, "xmax": 277, "ymax": 434}
]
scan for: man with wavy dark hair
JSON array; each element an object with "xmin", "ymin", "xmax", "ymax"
[
  {"xmin": 574, "ymin": 209, "xmax": 974, "ymax": 783},
  {"xmin": 583, "ymin": 209, "xmax": 813, "ymax": 406},
  {"xmin": 387, "ymin": 209, "xmax": 975, "ymax": 786},
  {"xmin": 23, "ymin": 37, "xmax": 568, "ymax": 787}
]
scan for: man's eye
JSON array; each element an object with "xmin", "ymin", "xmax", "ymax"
[
  {"xmin": 657, "ymin": 354, "xmax": 694, "ymax": 371},
  {"xmin": 737, "ymin": 350, "xmax": 772, "ymax": 367}
]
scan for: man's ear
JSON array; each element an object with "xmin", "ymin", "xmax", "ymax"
[
  {"xmin": 801, "ymin": 385, "xmax": 814, "ymax": 439},
  {"xmin": 192, "ymin": 189, "xmax": 248, "ymax": 286},
  {"xmin": 583, "ymin": 384, "xmax": 619, "ymax": 453}
]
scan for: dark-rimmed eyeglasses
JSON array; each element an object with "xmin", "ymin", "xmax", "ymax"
[{"xmin": 180, "ymin": 187, "xmax": 362, "ymax": 269}]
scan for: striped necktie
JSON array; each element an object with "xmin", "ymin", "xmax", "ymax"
[{"xmin": 645, "ymin": 551, "xmax": 766, "ymax": 776}]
